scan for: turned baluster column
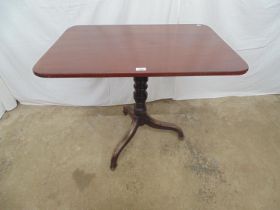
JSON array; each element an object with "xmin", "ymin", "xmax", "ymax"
[{"xmin": 133, "ymin": 77, "xmax": 148, "ymax": 118}]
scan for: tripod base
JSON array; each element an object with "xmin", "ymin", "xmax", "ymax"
[
  {"xmin": 110, "ymin": 77, "xmax": 184, "ymax": 170},
  {"xmin": 110, "ymin": 105, "xmax": 184, "ymax": 170}
]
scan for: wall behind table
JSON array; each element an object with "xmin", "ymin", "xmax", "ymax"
[{"xmin": 0, "ymin": 0, "xmax": 279, "ymax": 107}]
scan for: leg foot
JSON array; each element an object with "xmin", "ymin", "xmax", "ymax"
[
  {"xmin": 145, "ymin": 115, "xmax": 184, "ymax": 140},
  {"xmin": 110, "ymin": 120, "xmax": 139, "ymax": 170},
  {"xmin": 123, "ymin": 105, "xmax": 134, "ymax": 119}
]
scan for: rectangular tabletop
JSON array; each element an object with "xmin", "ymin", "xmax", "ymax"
[{"xmin": 33, "ymin": 24, "xmax": 248, "ymax": 78}]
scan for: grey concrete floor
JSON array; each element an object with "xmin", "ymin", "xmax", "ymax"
[{"xmin": 0, "ymin": 95, "xmax": 280, "ymax": 210}]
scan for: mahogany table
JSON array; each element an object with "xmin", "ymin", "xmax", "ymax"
[{"xmin": 33, "ymin": 24, "xmax": 248, "ymax": 170}]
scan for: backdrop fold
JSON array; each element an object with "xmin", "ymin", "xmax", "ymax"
[{"xmin": 0, "ymin": 78, "xmax": 17, "ymax": 118}]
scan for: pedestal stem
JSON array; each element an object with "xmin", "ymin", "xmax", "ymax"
[{"xmin": 133, "ymin": 77, "xmax": 148, "ymax": 116}]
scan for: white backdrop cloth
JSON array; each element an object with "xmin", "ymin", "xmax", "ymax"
[
  {"xmin": 0, "ymin": 78, "xmax": 17, "ymax": 118},
  {"xmin": 0, "ymin": 0, "xmax": 280, "ymax": 108}
]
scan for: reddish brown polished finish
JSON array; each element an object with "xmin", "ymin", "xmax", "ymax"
[
  {"xmin": 33, "ymin": 24, "xmax": 249, "ymax": 170},
  {"xmin": 33, "ymin": 24, "xmax": 248, "ymax": 77}
]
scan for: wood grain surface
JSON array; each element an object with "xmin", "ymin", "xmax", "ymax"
[{"xmin": 33, "ymin": 24, "xmax": 248, "ymax": 78}]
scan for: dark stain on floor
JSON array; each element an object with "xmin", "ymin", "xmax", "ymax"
[
  {"xmin": 184, "ymin": 137, "xmax": 225, "ymax": 180},
  {"xmin": 47, "ymin": 191, "xmax": 61, "ymax": 206},
  {"xmin": 184, "ymin": 137, "xmax": 226, "ymax": 204},
  {"xmin": 198, "ymin": 187, "xmax": 216, "ymax": 203},
  {"xmin": 72, "ymin": 168, "xmax": 95, "ymax": 192}
]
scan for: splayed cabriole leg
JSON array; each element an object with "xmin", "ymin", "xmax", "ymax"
[
  {"xmin": 110, "ymin": 77, "xmax": 185, "ymax": 170},
  {"xmin": 110, "ymin": 120, "xmax": 139, "ymax": 170},
  {"xmin": 145, "ymin": 115, "xmax": 184, "ymax": 139}
]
